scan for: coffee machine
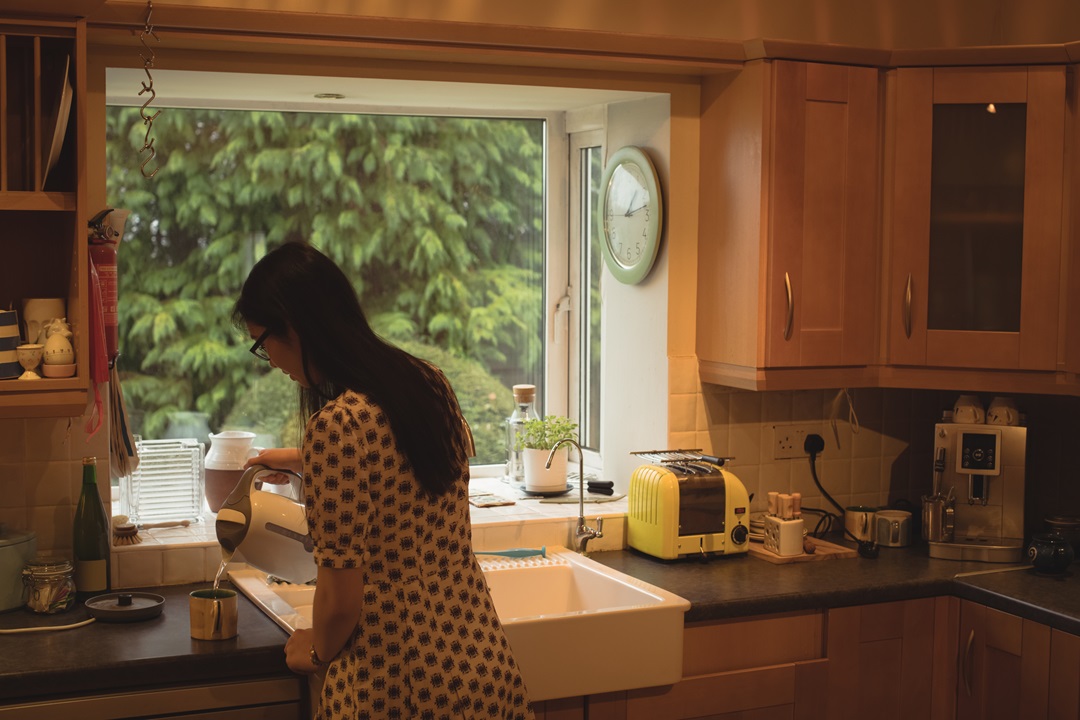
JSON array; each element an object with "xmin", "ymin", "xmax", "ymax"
[{"xmin": 926, "ymin": 422, "xmax": 1027, "ymax": 562}]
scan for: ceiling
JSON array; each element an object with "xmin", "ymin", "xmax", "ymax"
[{"xmin": 105, "ymin": 68, "xmax": 657, "ymax": 115}]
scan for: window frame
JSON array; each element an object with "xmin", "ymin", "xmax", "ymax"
[{"xmin": 104, "ymin": 74, "xmax": 593, "ymax": 477}]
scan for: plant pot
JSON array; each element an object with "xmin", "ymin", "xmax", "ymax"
[{"xmin": 523, "ymin": 447, "xmax": 567, "ymax": 493}]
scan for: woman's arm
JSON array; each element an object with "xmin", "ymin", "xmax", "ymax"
[
  {"xmin": 244, "ymin": 447, "xmax": 303, "ymax": 485},
  {"xmin": 311, "ymin": 565, "xmax": 366, "ymax": 661},
  {"xmin": 284, "ymin": 564, "xmax": 365, "ymax": 673}
]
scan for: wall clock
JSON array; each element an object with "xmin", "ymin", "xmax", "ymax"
[{"xmin": 598, "ymin": 145, "xmax": 664, "ymax": 285}]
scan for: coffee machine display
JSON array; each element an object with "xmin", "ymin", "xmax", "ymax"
[{"xmin": 926, "ymin": 422, "xmax": 1027, "ymax": 562}]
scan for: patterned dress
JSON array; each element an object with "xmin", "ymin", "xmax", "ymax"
[{"xmin": 303, "ymin": 389, "xmax": 533, "ymax": 720}]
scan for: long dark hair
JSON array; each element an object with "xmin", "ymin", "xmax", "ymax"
[{"xmin": 233, "ymin": 242, "xmax": 468, "ymax": 496}]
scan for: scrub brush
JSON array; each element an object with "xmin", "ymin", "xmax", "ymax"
[
  {"xmin": 112, "ymin": 518, "xmax": 141, "ymax": 545},
  {"xmin": 111, "ymin": 515, "xmax": 193, "ymax": 546}
]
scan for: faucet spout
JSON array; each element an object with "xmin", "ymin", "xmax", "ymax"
[{"xmin": 546, "ymin": 438, "xmax": 603, "ymax": 554}]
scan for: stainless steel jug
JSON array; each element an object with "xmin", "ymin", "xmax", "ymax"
[{"xmin": 922, "ymin": 494, "xmax": 955, "ymax": 543}]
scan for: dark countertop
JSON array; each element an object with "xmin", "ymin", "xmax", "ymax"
[
  {"xmin": 589, "ymin": 540, "xmax": 1080, "ymax": 635},
  {"xmin": 0, "ymin": 583, "xmax": 292, "ymax": 704},
  {"xmin": 3, "ymin": 543, "xmax": 1077, "ymax": 706}
]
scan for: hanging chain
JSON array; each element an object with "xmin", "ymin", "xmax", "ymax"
[{"xmin": 137, "ymin": 0, "xmax": 161, "ymax": 178}]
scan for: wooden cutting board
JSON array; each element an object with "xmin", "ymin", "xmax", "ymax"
[{"xmin": 748, "ymin": 536, "xmax": 857, "ymax": 564}]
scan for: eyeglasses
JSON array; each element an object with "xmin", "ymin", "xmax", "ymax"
[{"xmin": 249, "ymin": 328, "xmax": 272, "ymax": 361}]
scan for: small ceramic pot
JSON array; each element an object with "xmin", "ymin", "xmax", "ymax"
[
  {"xmin": 1045, "ymin": 516, "xmax": 1080, "ymax": 558},
  {"xmin": 1028, "ymin": 533, "xmax": 1076, "ymax": 574}
]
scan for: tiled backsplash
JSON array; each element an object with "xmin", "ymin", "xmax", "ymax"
[
  {"xmin": 668, "ymin": 355, "xmax": 1080, "ymax": 535},
  {"xmin": 5, "ymin": 366, "xmax": 1080, "ymax": 589},
  {"xmin": 0, "ymin": 413, "xmax": 109, "ymax": 554}
]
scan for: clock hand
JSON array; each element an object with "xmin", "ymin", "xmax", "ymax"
[
  {"xmin": 625, "ymin": 204, "xmax": 647, "ymax": 216},
  {"xmin": 623, "ymin": 191, "xmax": 639, "ymax": 217}
]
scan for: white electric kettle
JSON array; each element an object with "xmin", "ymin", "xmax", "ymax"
[{"xmin": 215, "ymin": 465, "xmax": 317, "ymax": 584}]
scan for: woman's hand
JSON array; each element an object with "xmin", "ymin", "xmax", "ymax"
[
  {"xmin": 244, "ymin": 447, "xmax": 302, "ymax": 485},
  {"xmin": 284, "ymin": 628, "xmax": 321, "ymax": 675}
]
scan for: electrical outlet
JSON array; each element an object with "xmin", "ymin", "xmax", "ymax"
[{"xmin": 773, "ymin": 423, "xmax": 823, "ymax": 459}]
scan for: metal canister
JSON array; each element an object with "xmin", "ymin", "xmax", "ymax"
[
  {"xmin": 922, "ymin": 495, "xmax": 955, "ymax": 543},
  {"xmin": 22, "ymin": 556, "xmax": 77, "ymax": 614}
]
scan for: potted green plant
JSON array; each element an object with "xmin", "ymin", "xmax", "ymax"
[{"xmin": 516, "ymin": 415, "xmax": 578, "ymax": 492}]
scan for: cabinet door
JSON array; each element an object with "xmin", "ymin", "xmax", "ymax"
[
  {"xmin": 766, "ymin": 60, "xmax": 879, "ymax": 370},
  {"xmin": 886, "ymin": 66, "xmax": 1065, "ymax": 371},
  {"xmin": 826, "ymin": 598, "xmax": 937, "ymax": 720},
  {"xmin": 956, "ymin": 600, "xmax": 1051, "ymax": 720},
  {"xmin": 1048, "ymin": 628, "xmax": 1080, "ymax": 718}
]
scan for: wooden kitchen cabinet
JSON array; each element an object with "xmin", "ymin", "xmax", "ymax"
[
  {"xmin": 883, "ymin": 65, "xmax": 1066, "ymax": 383},
  {"xmin": 955, "ymin": 599, "xmax": 1080, "ymax": 720},
  {"xmin": 698, "ymin": 59, "xmax": 881, "ymax": 391},
  {"xmin": 0, "ymin": 17, "xmax": 89, "ymax": 417},
  {"xmin": 585, "ymin": 610, "xmax": 829, "ymax": 719},
  {"xmin": 0, "ymin": 676, "xmax": 305, "ymax": 719},
  {"xmin": 826, "ymin": 597, "xmax": 941, "ymax": 720}
]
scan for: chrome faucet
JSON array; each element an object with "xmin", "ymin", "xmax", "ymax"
[{"xmin": 546, "ymin": 438, "xmax": 603, "ymax": 554}]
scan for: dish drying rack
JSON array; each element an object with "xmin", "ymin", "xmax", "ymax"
[{"xmin": 631, "ymin": 449, "xmax": 733, "ymax": 474}]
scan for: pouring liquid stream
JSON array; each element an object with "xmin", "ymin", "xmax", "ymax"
[{"xmin": 214, "ymin": 546, "xmax": 235, "ymax": 594}]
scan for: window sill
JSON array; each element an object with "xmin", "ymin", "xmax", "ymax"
[{"xmin": 110, "ymin": 476, "xmax": 627, "ymax": 589}]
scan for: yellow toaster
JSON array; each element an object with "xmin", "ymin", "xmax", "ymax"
[{"xmin": 627, "ymin": 458, "xmax": 750, "ymax": 560}]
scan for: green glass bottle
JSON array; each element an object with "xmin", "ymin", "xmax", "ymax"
[{"xmin": 73, "ymin": 456, "xmax": 110, "ymax": 600}]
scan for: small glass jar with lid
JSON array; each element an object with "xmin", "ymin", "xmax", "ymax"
[{"xmin": 22, "ymin": 556, "xmax": 76, "ymax": 614}]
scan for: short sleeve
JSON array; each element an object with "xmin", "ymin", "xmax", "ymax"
[{"xmin": 304, "ymin": 397, "xmax": 370, "ymax": 569}]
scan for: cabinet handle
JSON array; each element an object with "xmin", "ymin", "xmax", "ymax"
[
  {"xmin": 961, "ymin": 629, "xmax": 975, "ymax": 697},
  {"xmin": 903, "ymin": 273, "xmax": 913, "ymax": 339},
  {"xmin": 784, "ymin": 272, "xmax": 794, "ymax": 341}
]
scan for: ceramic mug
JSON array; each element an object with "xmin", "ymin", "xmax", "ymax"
[
  {"xmin": 952, "ymin": 394, "xmax": 985, "ymax": 424},
  {"xmin": 986, "ymin": 396, "xmax": 1019, "ymax": 426},
  {"xmin": 874, "ymin": 510, "xmax": 912, "ymax": 547},
  {"xmin": 189, "ymin": 588, "xmax": 238, "ymax": 640},
  {"xmin": 844, "ymin": 506, "xmax": 876, "ymax": 543}
]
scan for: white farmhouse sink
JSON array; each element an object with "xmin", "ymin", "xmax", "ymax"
[{"xmin": 229, "ymin": 546, "xmax": 690, "ymax": 701}]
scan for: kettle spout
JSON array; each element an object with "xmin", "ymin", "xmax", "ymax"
[{"xmin": 214, "ymin": 464, "xmax": 268, "ymax": 555}]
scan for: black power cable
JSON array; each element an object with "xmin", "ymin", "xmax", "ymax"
[{"xmin": 804, "ymin": 434, "xmax": 878, "ymax": 559}]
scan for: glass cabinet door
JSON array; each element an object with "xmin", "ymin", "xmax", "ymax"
[{"xmin": 887, "ymin": 66, "xmax": 1065, "ymax": 371}]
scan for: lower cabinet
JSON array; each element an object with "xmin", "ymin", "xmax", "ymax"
[
  {"xmin": 579, "ymin": 610, "xmax": 828, "ymax": 719},
  {"xmin": 0, "ymin": 677, "xmax": 305, "ymax": 720},
  {"xmin": 826, "ymin": 597, "xmax": 940, "ymax": 719},
  {"xmin": 955, "ymin": 599, "xmax": 1080, "ymax": 720},
  {"xmin": 532, "ymin": 598, "xmax": 1080, "ymax": 720}
]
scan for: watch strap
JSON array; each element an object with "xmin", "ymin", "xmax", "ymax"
[{"xmin": 309, "ymin": 645, "xmax": 327, "ymax": 667}]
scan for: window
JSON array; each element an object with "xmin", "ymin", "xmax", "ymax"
[
  {"xmin": 569, "ymin": 131, "xmax": 604, "ymax": 453},
  {"xmin": 105, "ymin": 102, "xmax": 560, "ymax": 471}
]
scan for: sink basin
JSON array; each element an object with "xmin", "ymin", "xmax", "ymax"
[{"xmin": 229, "ymin": 546, "xmax": 690, "ymax": 700}]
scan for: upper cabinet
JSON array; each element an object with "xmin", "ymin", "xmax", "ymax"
[
  {"xmin": 698, "ymin": 59, "xmax": 881, "ymax": 391},
  {"xmin": 0, "ymin": 18, "xmax": 88, "ymax": 417},
  {"xmin": 883, "ymin": 66, "xmax": 1066, "ymax": 375}
]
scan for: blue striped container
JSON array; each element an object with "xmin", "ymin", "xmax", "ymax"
[{"xmin": 0, "ymin": 311, "xmax": 20, "ymax": 378}]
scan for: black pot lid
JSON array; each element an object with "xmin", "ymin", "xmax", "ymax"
[{"xmin": 85, "ymin": 592, "xmax": 165, "ymax": 622}]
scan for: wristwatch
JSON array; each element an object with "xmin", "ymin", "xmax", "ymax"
[{"xmin": 309, "ymin": 645, "xmax": 327, "ymax": 667}]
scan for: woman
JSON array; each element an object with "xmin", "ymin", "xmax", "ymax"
[{"xmin": 235, "ymin": 242, "xmax": 533, "ymax": 720}]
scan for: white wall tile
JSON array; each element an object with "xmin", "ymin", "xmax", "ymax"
[
  {"xmin": 164, "ymin": 547, "xmax": 208, "ymax": 585},
  {"xmin": 116, "ymin": 547, "xmax": 164, "ymax": 588},
  {"xmin": 25, "ymin": 418, "xmax": 74, "ymax": 461},
  {"xmin": 0, "ymin": 420, "xmax": 26, "ymax": 459},
  {"xmin": 0, "ymin": 463, "xmax": 27, "ymax": 508}
]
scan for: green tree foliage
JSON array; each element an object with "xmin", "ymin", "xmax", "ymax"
[
  {"xmin": 222, "ymin": 339, "xmax": 514, "ymax": 465},
  {"xmin": 106, "ymin": 107, "xmax": 544, "ymax": 446}
]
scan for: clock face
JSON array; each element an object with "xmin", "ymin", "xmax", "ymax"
[
  {"xmin": 603, "ymin": 163, "xmax": 654, "ymax": 267},
  {"xmin": 598, "ymin": 146, "xmax": 663, "ymax": 285}
]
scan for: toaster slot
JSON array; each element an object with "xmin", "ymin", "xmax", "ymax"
[{"xmin": 679, "ymin": 475, "xmax": 725, "ymax": 536}]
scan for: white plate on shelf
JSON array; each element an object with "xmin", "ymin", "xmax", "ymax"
[{"xmin": 41, "ymin": 54, "xmax": 72, "ymax": 190}]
